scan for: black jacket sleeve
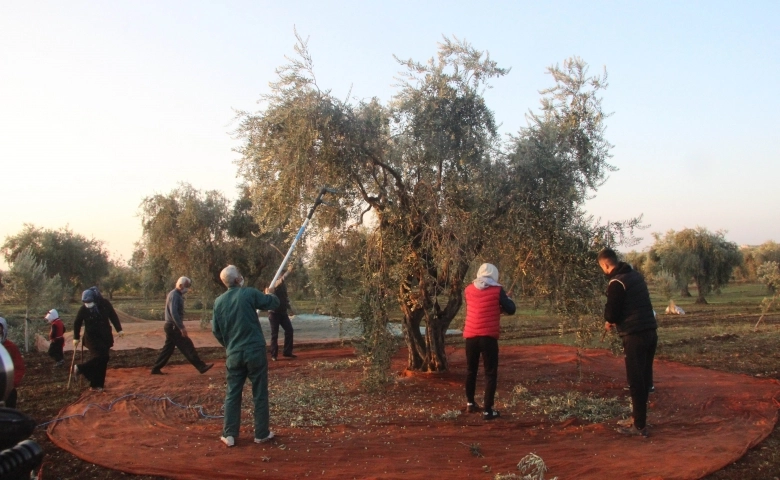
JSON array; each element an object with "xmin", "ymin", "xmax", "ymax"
[
  {"xmin": 73, "ymin": 307, "xmax": 87, "ymax": 340},
  {"xmin": 499, "ymin": 288, "xmax": 517, "ymax": 315}
]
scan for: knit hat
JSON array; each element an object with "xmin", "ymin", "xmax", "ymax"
[{"xmin": 44, "ymin": 309, "xmax": 59, "ymax": 322}]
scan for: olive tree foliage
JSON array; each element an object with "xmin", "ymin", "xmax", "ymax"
[
  {"xmin": 137, "ymin": 185, "xmax": 286, "ymax": 314},
  {"xmin": 623, "ymin": 251, "xmax": 649, "ymax": 277},
  {"xmin": 738, "ymin": 241, "xmax": 780, "ymax": 282},
  {"xmin": 2, "ymin": 247, "xmax": 68, "ymax": 352},
  {"xmin": 308, "ymin": 228, "xmax": 367, "ymax": 313},
  {"xmin": 100, "ymin": 260, "xmax": 136, "ymax": 299},
  {"xmin": 224, "ymin": 191, "xmax": 299, "ymax": 291},
  {"xmin": 2, "ymin": 224, "xmax": 110, "ymax": 294},
  {"xmin": 648, "ymin": 228, "xmax": 742, "ymax": 304},
  {"xmin": 235, "ymin": 35, "xmax": 637, "ymax": 373},
  {"xmin": 479, "ymin": 58, "xmax": 639, "ymax": 353},
  {"xmin": 137, "ymin": 184, "xmax": 233, "ymax": 319}
]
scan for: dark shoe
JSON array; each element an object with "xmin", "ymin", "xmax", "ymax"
[
  {"xmin": 271, "ymin": 356, "xmax": 277, "ymax": 362},
  {"xmin": 54, "ymin": 360, "xmax": 64, "ymax": 367},
  {"xmin": 649, "ymin": 385, "xmax": 656, "ymax": 394},
  {"xmin": 199, "ymin": 364, "xmax": 214, "ymax": 374},
  {"xmin": 90, "ymin": 387, "xmax": 104, "ymax": 393},
  {"xmin": 282, "ymin": 354, "xmax": 297, "ymax": 359},
  {"xmin": 483, "ymin": 409, "xmax": 501, "ymax": 420},
  {"xmin": 466, "ymin": 402, "xmax": 481, "ymax": 413},
  {"xmin": 617, "ymin": 426, "xmax": 649, "ymax": 437},
  {"xmin": 151, "ymin": 369, "xmax": 165, "ymax": 375}
]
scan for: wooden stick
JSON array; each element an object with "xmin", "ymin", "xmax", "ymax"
[{"xmin": 66, "ymin": 347, "xmax": 77, "ymax": 389}]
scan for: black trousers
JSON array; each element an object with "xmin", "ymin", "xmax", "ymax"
[
  {"xmin": 465, "ymin": 336, "xmax": 499, "ymax": 411},
  {"xmin": 48, "ymin": 339, "xmax": 64, "ymax": 362},
  {"xmin": 268, "ymin": 313, "xmax": 294, "ymax": 358},
  {"xmin": 78, "ymin": 348, "xmax": 110, "ymax": 388},
  {"xmin": 622, "ymin": 328, "xmax": 658, "ymax": 429},
  {"xmin": 152, "ymin": 322, "xmax": 207, "ymax": 372}
]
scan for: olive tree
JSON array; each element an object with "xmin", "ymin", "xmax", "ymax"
[
  {"xmin": 2, "ymin": 247, "xmax": 46, "ymax": 351},
  {"xmin": 649, "ymin": 228, "xmax": 742, "ymax": 304},
  {"xmin": 235, "ymin": 35, "xmax": 634, "ymax": 372},
  {"xmin": 138, "ymin": 184, "xmax": 233, "ymax": 318},
  {"xmin": 2, "ymin": 225, "xmax": 110, "ymax": 294}
]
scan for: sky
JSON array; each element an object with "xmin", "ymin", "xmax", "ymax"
[{"xmin": 2, "ymin": 1, "xmax": 778, "ymax": 268}]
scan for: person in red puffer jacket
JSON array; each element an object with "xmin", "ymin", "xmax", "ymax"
[
  {"xmin": 463, "ymin": 263, "xmax": 516, "ymax": 420},
  {"xmin": 44, "ymin": 309, "xmax": 66, "ymax": 367}
]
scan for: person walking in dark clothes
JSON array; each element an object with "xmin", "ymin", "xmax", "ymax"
[
  {"xmin": 268, "ymin": 270, "xmax": 296, "ymax": 361},
  {"xmin": 44, "ymin": 309, "xmax": 65, "ymax": 366},
  {"xmin": 72, "ymin": 287, "xmax": 123, "ymax": 391},
  {"xmin": 151, "ymin": 276, "xmax": 213, "ymax": 375},
  {"xmin": 598, "ymin": 247, "xmax": 658, "ymax": 437},
  {"xmin": 462, "ymin": 263, "xmax": 516, "ymax": 420}
]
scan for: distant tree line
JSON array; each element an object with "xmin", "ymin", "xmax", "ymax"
[{"xmin": 622, "ymin": 229, "xmax": 780, "ymax": 304}]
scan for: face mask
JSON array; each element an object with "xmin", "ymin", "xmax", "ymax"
[
  {"xmin": 181, "ymin": 287, "xmax": 189, "ymax": 294},
  {"xmin": 85, "ymin": 302, "xmax": 95, "ymax": 309},
  {"xmin": 239, "ymin": 278, "xmax": 245, "ymax": 287}
]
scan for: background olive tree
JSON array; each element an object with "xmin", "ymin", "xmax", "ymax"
[
  {"xmin": 2, "ymin": 225, "xmax": 110, "ymax": 295},
  {"xmin": 137, "ymin": 183, "xmax": 233, "ymax": 322},
  {"xmin": 234, "ymin": 35, "xmax": 638, "ymax": 373},
  {"xmin": 648, "ymin": 227, "xmax": 742, "ymax": 304},
  {"xmin": 137, "ymin": 184, "xmax": 289, "ymax": 323},
  {"xmin": 2, "ymin": 247, "xmax": 68, "ymax": 351}
]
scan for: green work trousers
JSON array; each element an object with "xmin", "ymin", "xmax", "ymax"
[{"xmin": 222, "ymin": 347, "xmax": 270, "ymax": 440}]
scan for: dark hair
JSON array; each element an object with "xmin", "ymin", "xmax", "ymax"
[{"xmin": 597, "ymin": 248, "xmax": 618, "ymax": 264}]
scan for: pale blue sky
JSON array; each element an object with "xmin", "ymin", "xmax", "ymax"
[{"xmin": 2, "ymin": 1, "xmax": 778, "ymax": 267}]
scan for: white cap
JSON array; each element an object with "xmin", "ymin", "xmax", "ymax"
[{"xmin": 44, "ymin": 309, "xmax": 59, "ymax": 322}]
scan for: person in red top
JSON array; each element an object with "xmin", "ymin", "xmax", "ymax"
[
  {"xmin": 44, "ymin": 309, "xmax": 65, "ymax": 367},
  {"xmin": 462, "ymin": 263, "xmax": 516, "ymax": 420},
  {"xmin": 0, "ymin": 316, "xmax": 25, "ymax": 408}
]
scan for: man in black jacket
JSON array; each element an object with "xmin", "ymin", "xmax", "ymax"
[
  {"xmin": 598, "ymin": 248, "xmax": 657, "ymax": 437},
  {"xmin": 268, "ymin": 269, "xmax": 296, "ymax": 362}
]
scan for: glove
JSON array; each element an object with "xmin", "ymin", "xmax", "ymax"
[
  {"xmin": 73, "ymin": 339, "xmax": 80, "ymax": 346},
  {"xmin": 117, "ymin": 331, "xmax": 125, "ymax": 338}
]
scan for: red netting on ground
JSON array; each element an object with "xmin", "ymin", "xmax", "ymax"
[{"xmin": 47, "ymin": 345, "xmax": 780, "ymax": 479}]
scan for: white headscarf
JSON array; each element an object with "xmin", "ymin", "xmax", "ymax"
[
  {"xmin": 44, "ymin": 309, "xmax": 59, "ymax": 322},
  {"xmin": 473, "ymin": 263, "xmax": 502, "ymax": 290}
]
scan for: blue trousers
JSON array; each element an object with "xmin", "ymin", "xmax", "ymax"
[{"xmin": 223, "ymin": 347, "xmax": 270, "ymax": 439}]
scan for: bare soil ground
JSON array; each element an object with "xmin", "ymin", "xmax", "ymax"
[{"xmin": 12, "ymin": 310, "xmax": 780, "ymax": 479}]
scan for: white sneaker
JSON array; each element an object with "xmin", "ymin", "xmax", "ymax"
[
  {"xmin": 254, "ymin": 431, "xmax": 275, "ymax": 443},
  {"xmin": 220, "ymin": 435, "xmax": 235, "ymax": 447},
  {"xmin": 72, "ymin": 365, "xmax": 79, "ymax": 375}
]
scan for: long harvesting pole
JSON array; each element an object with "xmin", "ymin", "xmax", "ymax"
[{"xmin": 268, "ymin": 187, "xmax": 336, "ymax": 293}]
